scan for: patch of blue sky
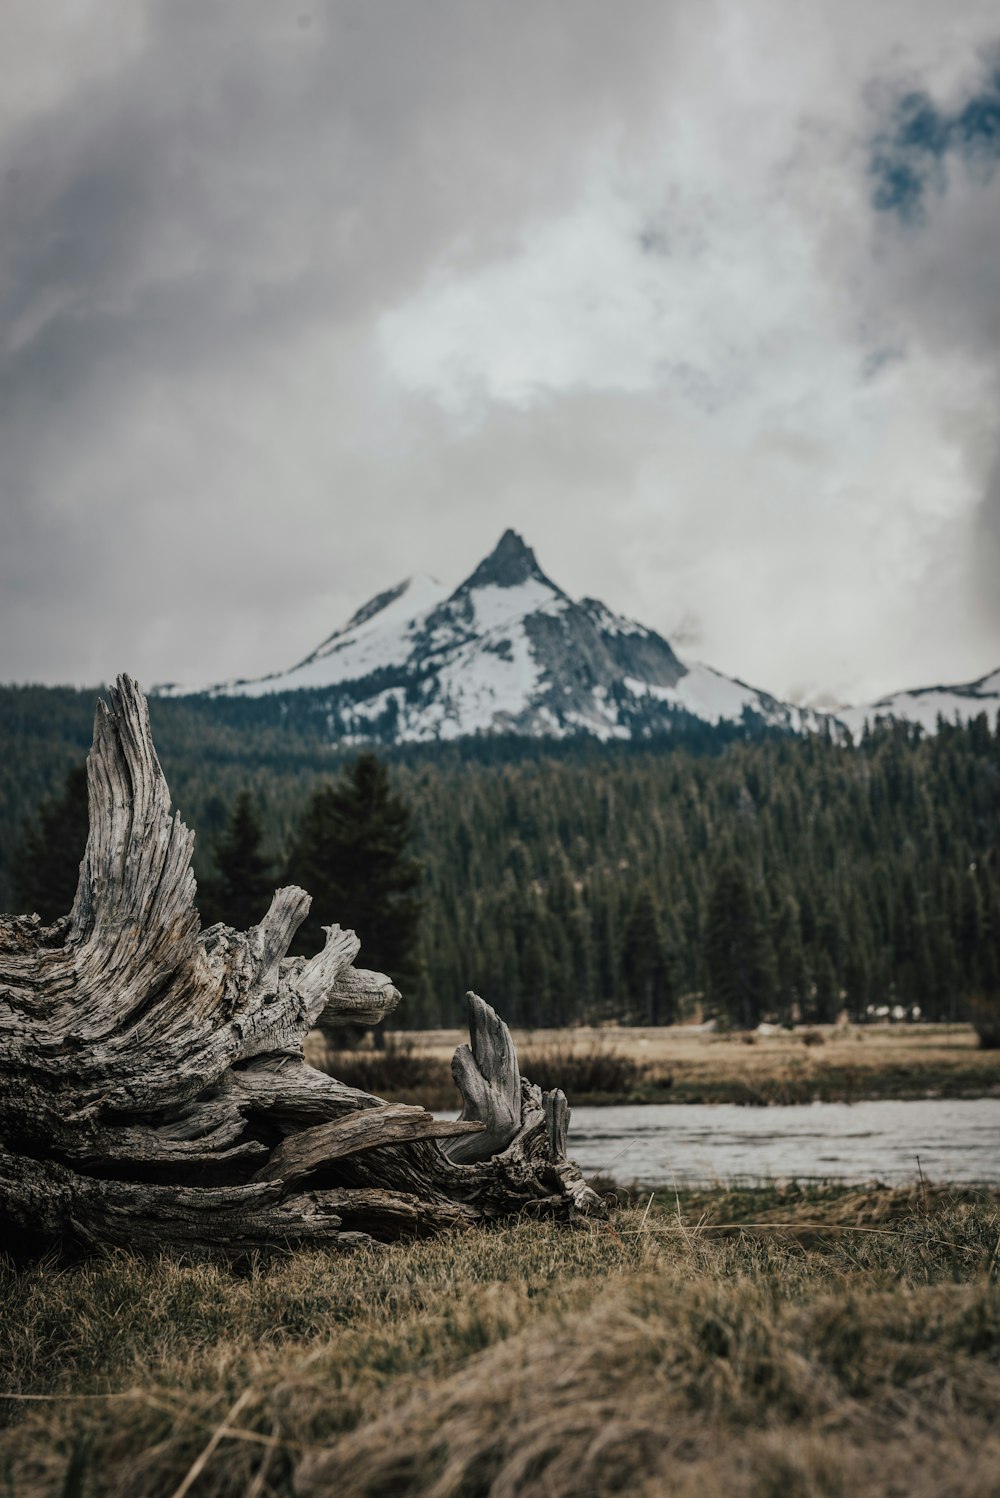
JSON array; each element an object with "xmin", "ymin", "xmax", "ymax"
[{"xmin": 870, "ymin": 62, "xmax": 1000, "ymax": 219}]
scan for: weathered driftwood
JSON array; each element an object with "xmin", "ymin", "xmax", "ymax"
[
  {"xmin": 0, "ymin": 676, "xmax": 601, "ymax": 1251},
  {"xmin": 447, "ymin": 992, "xmax": 522, "ymax": 1164}
]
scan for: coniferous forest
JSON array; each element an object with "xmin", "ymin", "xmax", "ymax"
[{"xmin": 1, "ymin": 683, "xmax": 998, "ymax": 1030}]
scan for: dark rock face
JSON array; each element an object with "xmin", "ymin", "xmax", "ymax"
[
  {"xmin": 457, "ymin": 529, "xmax": 556, "ymax": 594},
  {"xmin": 518, "ymin": 598, "xmax": 686, "ymax": 735},
  {"xmin": 345, "ymin": 581, "xmax": 410, "ymax": 631}
]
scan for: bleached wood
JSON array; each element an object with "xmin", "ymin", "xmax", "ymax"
[
  {"xmin": 446, "ymin": 992, "xmax": 522, "ymax": 1163},
  {"xmin": 0, "ymin": 675, "xmax": 602, "ymax": 1251},
  {"xmin": 314, "ymin": 964, "xmax": 402, "ymax": 1030}
]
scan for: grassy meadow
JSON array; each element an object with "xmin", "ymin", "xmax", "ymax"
[
  {"xmin": 4, "ymin": 1030, "xmax": 997, "ymax": 1494},
  {"xmin": 1, "ymin": 1183, "xmax": 998, "ymax": 1497},
  {"xmin": 308, "ymin": 1021, "xmax": 1000, "ymax": 1111}
]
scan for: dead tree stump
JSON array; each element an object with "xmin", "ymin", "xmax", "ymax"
[{"xmin": 0, "ymin": 676, "xmax": 601, "ymax": 1251}]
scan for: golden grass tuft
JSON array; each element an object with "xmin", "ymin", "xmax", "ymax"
[
  {"xmin": 2, "ymin": 1184, "xmax": 998, "ymax": 1496},
  {"xmin": 299, "ymin": 1278, "xmax": 1000, "ymax": 1498}
]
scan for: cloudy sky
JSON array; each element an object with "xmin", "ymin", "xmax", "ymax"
[{"xmin": 2, "ymin": 0, "xmax": 1000, "ymax": 707}]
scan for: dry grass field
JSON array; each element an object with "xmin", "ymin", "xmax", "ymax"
[
  {"xmin": 5, "ymin": 1030, "xmax": 995, "ymax": 1495},
  {"xmin": 2, "ymin": 1183, "xmax": 998, "ymax": 1497},
  {"xmin": 307, "ymin": 1022, "xmax": 1000, "ymax": 1110}
]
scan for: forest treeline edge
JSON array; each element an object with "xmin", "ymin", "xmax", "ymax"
[{"xmin": 1, "ymin": 684, "xmax": 998, "ymax": 1029}]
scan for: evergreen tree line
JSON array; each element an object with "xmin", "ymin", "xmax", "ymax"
[
  {"xmin": 7, "ymin": 703, "xmax": 999, "ymax": 1030},
  {"xmin": 401, "ymin": 715, "xmax": 1000, "ymax": 1028}
]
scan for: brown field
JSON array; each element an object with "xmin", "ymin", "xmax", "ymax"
[
  {"xmin": 2, "ymin": 1182, "xmax": 998, "ymax": 1497},
  {"xmin": 307, "ymin": 1021, "xmax": 1000, "ymax": 1110}
]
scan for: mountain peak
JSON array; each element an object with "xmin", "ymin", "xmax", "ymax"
[
  {"xmin": 165, "ymin": 530, "xmax": 838, "ymax": 742},
  {"xmin": 459, "ymin": 529, "xmax": 555, "ymax": 593}
]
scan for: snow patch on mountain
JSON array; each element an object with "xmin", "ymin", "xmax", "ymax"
[
  {"xmin": 625, "ymin": 663, "xmax": 827, "ymax": 732},
  {"xmin": 433, "ymin": 623, "xmax": 543, "ymax": 737},
  {"xmin": 167, "ymin": 572, "xmax": 449, "ymax": 699},
  {"xmin": 467, "ymin": 578, "xmax": 565, "ymax": 635},
  {"xmin": 839, "ymin": 667, "xmax": 1000, "ymax": 737},
  {"xmin": 626, "ymin": 665, "xmax": 758, "ymax": 725}
]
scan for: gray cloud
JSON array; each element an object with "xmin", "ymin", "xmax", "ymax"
[
  {"xmin": 0, "ymin": 0, "xmax": 684, "ymax": 683},
  {"xmin": 1, "ymin": 0, "xmax": 1000, "ymax": 702},
  {"xmin": 864, "ymin": 51, "xmax": 1000, "ymax": 648}
]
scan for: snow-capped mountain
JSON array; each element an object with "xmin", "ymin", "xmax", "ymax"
[
  {"xmin": 159, "ymin": 531, "xmax": 833, "ymax": 743},
  {"xmin": 838, "ymin": 667, "xmax": 1000, "ymax": 737}
]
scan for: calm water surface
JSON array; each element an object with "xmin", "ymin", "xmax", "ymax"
[{"xmin": 568, "ymin": 1098, "xmax": 1000, "ymax": 1186}]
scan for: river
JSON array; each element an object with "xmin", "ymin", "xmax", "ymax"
[{"xmin": 568, "ymin": 1097, "xmax": 1000, "ymax": 1187}]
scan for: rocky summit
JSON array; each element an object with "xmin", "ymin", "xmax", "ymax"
[{"xmin": 163, "ymin": 530, "xmax": 832, "ymax": 744}]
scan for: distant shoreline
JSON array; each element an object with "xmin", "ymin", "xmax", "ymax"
[{"xmin": 307, "ymin": 1020, "xmax": 1000, "ymax": 1110}]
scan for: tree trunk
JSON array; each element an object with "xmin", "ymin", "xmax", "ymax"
[{"xmin": 0, "ymin": 677, "xmax": 601, "ymax": 1252}]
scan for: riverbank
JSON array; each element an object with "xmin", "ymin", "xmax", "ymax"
[
  {"xmin": 3, "ymin": 1182, "xmax": 997, "ymax": 1496},
  {"xmin": 308, "ymin": 1021, "xmax": 1000, "ymax": 1110}
]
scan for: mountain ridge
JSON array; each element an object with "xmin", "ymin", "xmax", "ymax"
[
  {"xmin": 838, "ymin": 666, "xmax": 1000, "ymax": 737},
  {"xmin": 156, "ymin": 529, "xmax": 999, "ymax": 743},
  {"xmin": 158, "ymin": 530, "xmax": 832, "ymax": 744}
]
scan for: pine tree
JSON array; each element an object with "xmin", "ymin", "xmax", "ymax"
[
  {"xmin": 202, "ymin": 790, "xmax": 274, "ymax": 931},
  {"xmin": 705, "ymin": 860, "xmax": 775, "ymax": 1029},
  {"xmin": 812, "ymin": 949, "xmax": 840, "ymax": 1023},
  {"xmin": 620, "ymin": 884, "xmax": 675, "ymax": 1025},
  {"xmin": 286, "ymin": 753, "xmax": 423, "ymax": 983},
  {"xmin": 518, "ymin": 916, "xmax": 552, "ymax": 1025},
  {"xmin": 771, "ymin": 892, "xmax": 807, "ymax": 1025},
  {"xmin": 14, "ymin": 763, "xmax": 90, "ymax": 923}
]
